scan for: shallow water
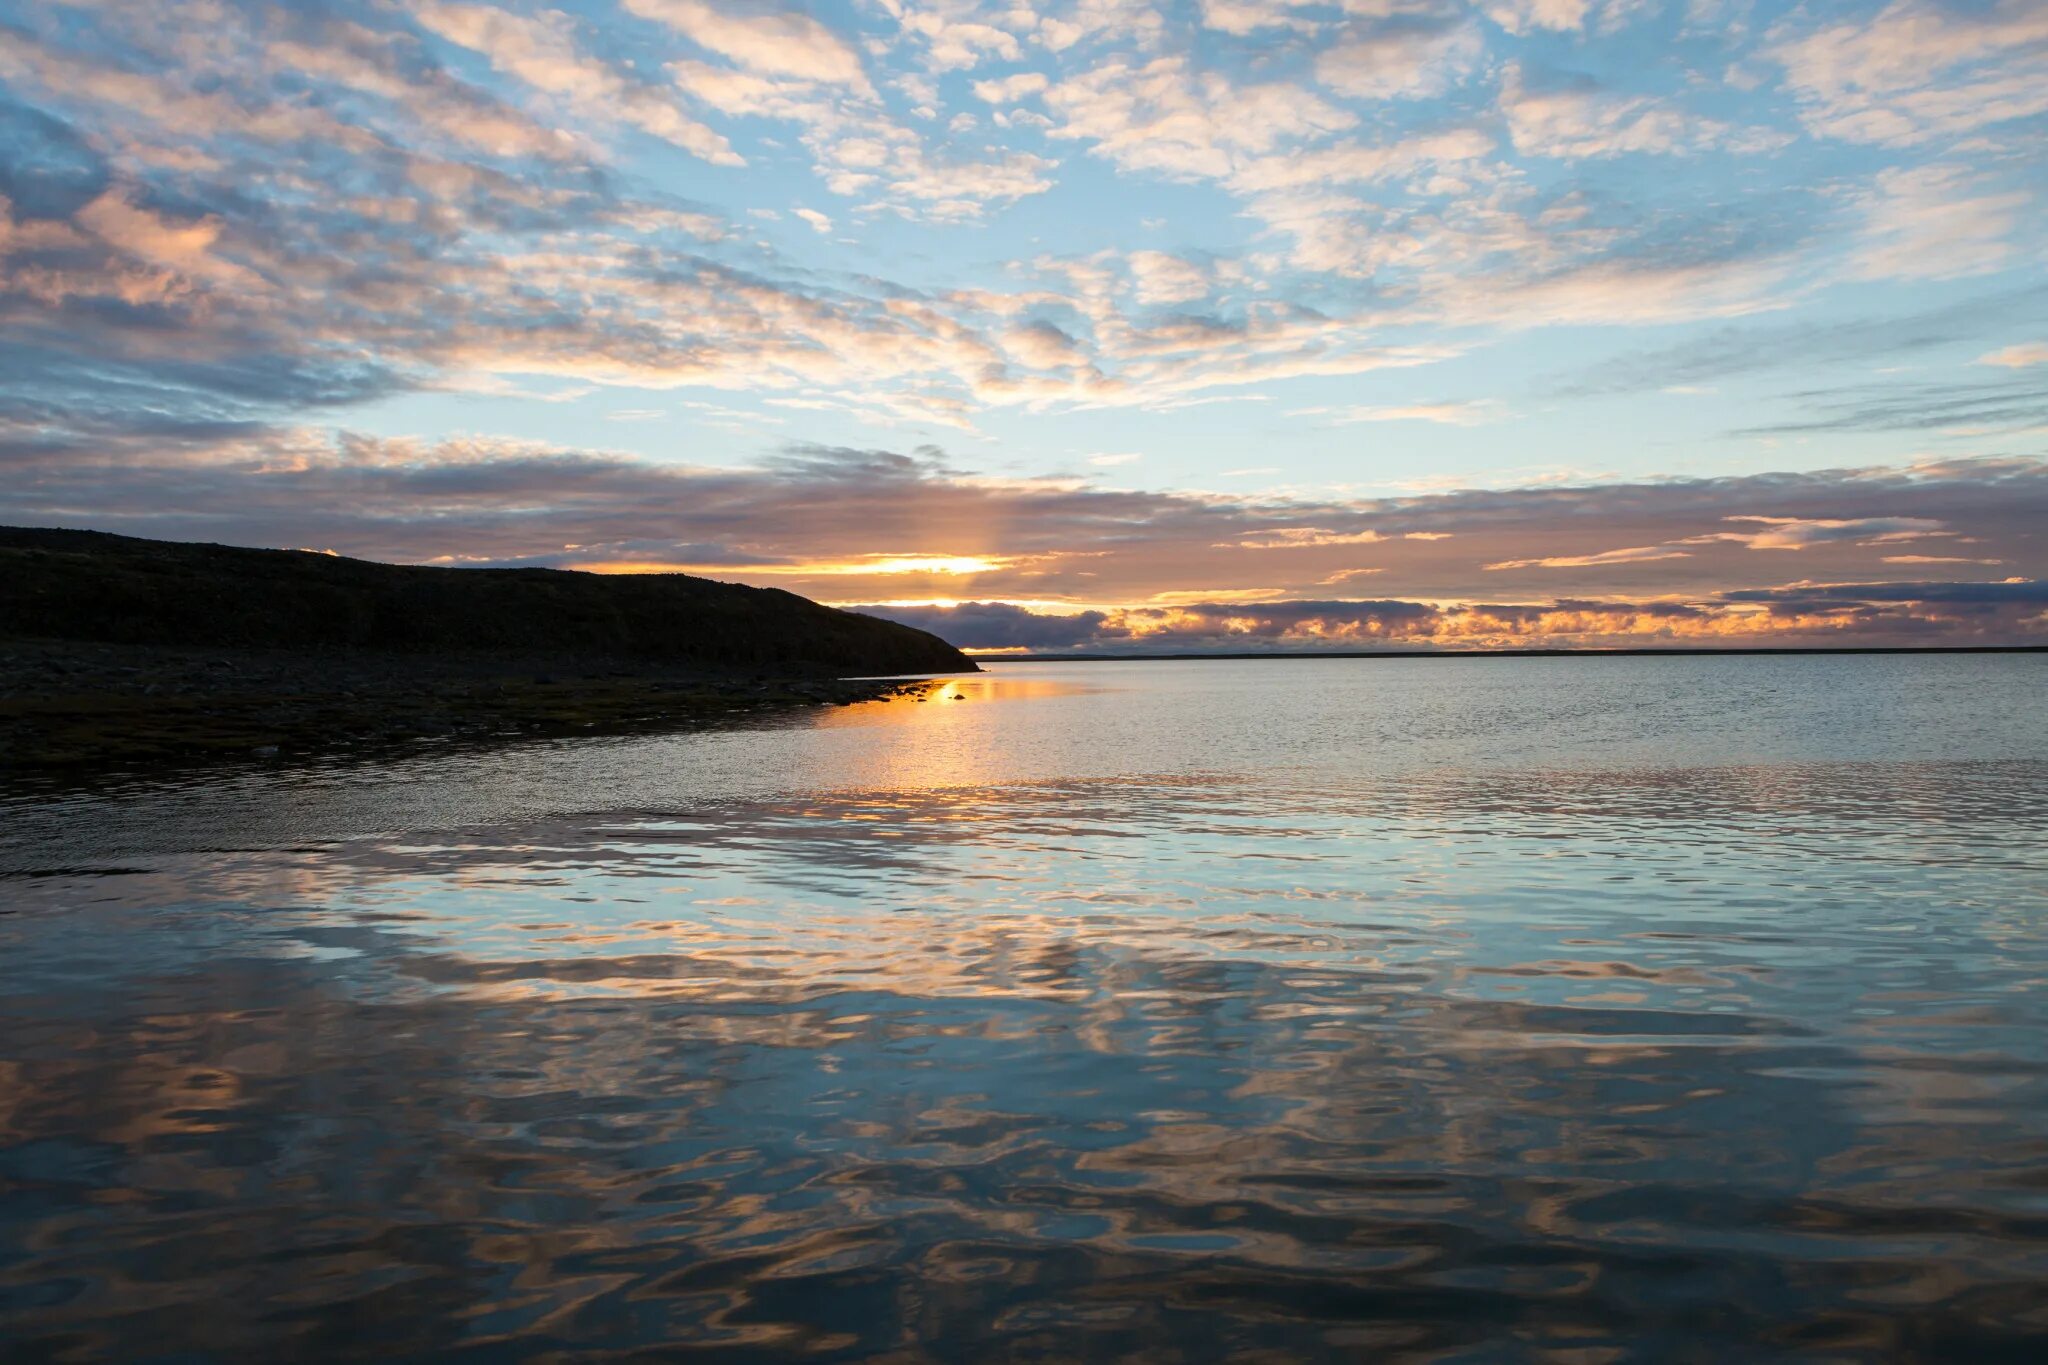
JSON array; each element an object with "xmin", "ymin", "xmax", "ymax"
[{"xmin": 3, "ymin": 655, "xmax": 2047, "ymax": 1361}]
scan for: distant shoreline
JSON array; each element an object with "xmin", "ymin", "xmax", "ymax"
[{"xmin": 972, "ymin": 645, "xmax": 2048, "ymax": 663}]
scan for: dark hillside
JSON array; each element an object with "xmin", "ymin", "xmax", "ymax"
[{"xmin": 0, "ymin": 527, "xmax": 975, "ymax": 675}]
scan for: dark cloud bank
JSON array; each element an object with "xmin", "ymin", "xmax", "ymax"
[
  {"xmin": 851, "ymin": 583, "xmax": 2048, "ymax": 653},
  {"xmin": 7, "ymin": 431, "xmax": 2047, "ymax": 649}
]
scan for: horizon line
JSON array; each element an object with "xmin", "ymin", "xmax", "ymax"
[{"xmin": 970, "ymin": 646, "xmax": 2048, "ymax": 663}]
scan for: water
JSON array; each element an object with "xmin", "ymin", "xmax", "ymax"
[{"xmin": 3, "ymin": 655, "xmax": 2046, "ymax": 1361}]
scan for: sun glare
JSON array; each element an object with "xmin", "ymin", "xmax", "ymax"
[
  {"xmin": 857, "ymin": 556, "xmax": 1006, "ymax": 576},
  {"xmin": 568, "ymin": 554, "xmax": 1011, "ymax": 578}
]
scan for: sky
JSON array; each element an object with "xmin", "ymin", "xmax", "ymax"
[{"xmin": 2, "ymin": 0, "xmax": 2045, "ymax": 651}]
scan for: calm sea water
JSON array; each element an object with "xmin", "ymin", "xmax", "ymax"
[{"xmin": 3, "ymin": 655, "xmax": 2047, "ymax": 1361}]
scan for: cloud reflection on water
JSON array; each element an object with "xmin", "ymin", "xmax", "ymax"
[{"xmin": 4, "ymin": 740, "xmax": 2048, "ymax": 1358}]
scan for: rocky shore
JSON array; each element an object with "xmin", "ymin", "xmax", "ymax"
[{"xmin": 1, "ymin": 638, "xmax": 942, "ymax": 770}]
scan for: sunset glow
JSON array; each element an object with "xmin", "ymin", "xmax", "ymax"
[{"xmin": 566, "ymin": 553, "xmax": 1012, "ymax": 576}]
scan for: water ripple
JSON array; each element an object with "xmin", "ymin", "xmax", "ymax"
[{"xmin": 3, "ymin": 659, "xmax": 2047, "ymax": 1359}]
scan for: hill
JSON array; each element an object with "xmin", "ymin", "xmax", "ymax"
[{"xmin": 0, "ymin": 527, "xmax": 974, "ymax": 675}]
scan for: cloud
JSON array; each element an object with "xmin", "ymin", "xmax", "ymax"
[
  {"xmin": 890, "ymin": 2, "xmax": 1032, "ymax": 73},
  {"xmin": 1125, "ymin": 250, "xmax": 1209, "ymax": 305},
  {"xmin": 1295, "ymin": 401, "xmax": 1497, "ymax": 426},
  {"xmin": 657, "ymin": 49, "xmax": 1051, "ymax": 221},
  {"xmin": 622, "ymin": 0, "xmax": 870, "ymax": 88},
  {"xmin": 1768, "ymin": 0, "xmax": 2048, "ymax": 146},
  {"xmin": 1980, "ymin": 342, "xmax": 2048, "ymax": 369},
  {"xmin": 1485, "ymin": 0, "xmax": 1595, "ymax": 36},
  {"xmin": 1315, "ymin": 15, "xmax": 1483, "ymax": 101},
  {"xmin": 0, "ymin": 15, "xmax": 579, "ymax": 164},
  {"xmin": 1712, "ymin": 515, "xmax": 1950, "ymax": 549},
  {"xmin": 858, "ymin": 584, "xmax": 2048, "ymax": 651},
  {"xmin": 794, "ymin": 206, "xmax": 834, "ymax": 234},
  {"xmin": 4, "ymin": 414, "xmax": 2043, "ymax": 631},
  {"xmin": 1223, "ymin": 127, "xmax": 1493, "ymax": 195},
  {"xmin": 1486, "ymin": 545, "xmax": 1693, "ymax": 570},
  {"xmin": 1227, "ymin": 528, "xmax": 1387, "ymax": 549},
  {"xmin": 72, "ymin": 187, "xmax": 261, "ymax": 290},
  {"xmin": 0, "ymin": 0, "xmax": 1917, "ymax": 443},
  {"xmin": 972, "ymin": 72, "xmax": 1050, "ymax": 103},
  {"xmin": 1197, "ymin": 0, "xmax": 1323, "ymax": 36},
  {"xmin": 1498, "ymin": 63, "xmax": 1776, "ymax": 159},
  {"xmin": 1720, "ymin": 578, "xmax": 2048, "ymax": 607},
  {"xmin": 415, "ymin": 2, "xmax": 741, "ymax": 164},
  {"xmin": 1047, "ymin": 55, "xmax": 1354, "ymax": 181},
  {"xmin": 1851, "ymin": 164, "xmax": 2027, "ymax": 281},
  {"xmin": 1002, "ymin": 320, "xmax": 1092, "ymax": 371},
  {"xmin": 0, "ymin": 97, "xmax": 110, "ymax": 218},
  {"xmin": 1731, "ymin": 378, "xmax": 2048, "ymax": 437},
  {"xmin": 846, "ymin": 600, "xmax": 1110, "ymax": 649},
  {"xmin": 1559, "ymin": 289, "xmax": 2047, "ymax": 395}
]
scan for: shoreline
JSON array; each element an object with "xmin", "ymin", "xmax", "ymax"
[
  {"xmin": 972, "ymin": 645, "xmax": 2048, "ymax": 663},
  {"xmin": 1, "ymin": 638, "xmax": 941, "ymax": 771}
]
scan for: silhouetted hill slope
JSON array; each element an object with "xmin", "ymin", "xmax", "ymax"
[{"xmin": 0, "ymin": 527, "xmax": 975, "ymax": 675}]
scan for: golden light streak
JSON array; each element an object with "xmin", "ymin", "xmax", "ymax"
[{"xmin": 564, "ymin": 554, "xmax": 1014, "ymax": 576}]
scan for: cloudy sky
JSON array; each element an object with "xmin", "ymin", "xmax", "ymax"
[{"xmin": 3, "ymin": 0, "xmax": 2045, "ymax": 650}]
